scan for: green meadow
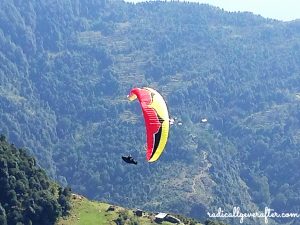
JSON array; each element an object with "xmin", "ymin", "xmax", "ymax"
[{"xmin": 56, "ymin": 195, "xmax": 202, "ymax": 225}]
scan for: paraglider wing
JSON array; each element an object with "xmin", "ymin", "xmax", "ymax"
[{"xmin": 128, "ymin": 87, "xmax": 169, "ymax": 162}]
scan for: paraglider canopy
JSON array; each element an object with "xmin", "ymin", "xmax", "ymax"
[{"xmin": 128, "ymin": 87, "xmax": 170, "ymax": 162}]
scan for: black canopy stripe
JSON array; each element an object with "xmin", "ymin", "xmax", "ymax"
[{"xmin": 150, "ymin": 113, "xmax": 165, "ymax": 159}]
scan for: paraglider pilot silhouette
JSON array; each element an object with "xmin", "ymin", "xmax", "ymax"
[{"xmin": 122, "ymin": 155, "xmax": 137, "ymax": 165}]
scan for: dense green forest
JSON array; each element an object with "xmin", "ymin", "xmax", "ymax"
[
  {"xmin": 0, "ymin": 0, "xmax": 300, "ymax": 224},
  {"xmin": 0, "ymin": 135, "xmax": 71, "ymax": 225}
]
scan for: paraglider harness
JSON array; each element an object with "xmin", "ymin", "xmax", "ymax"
[{"xmin": 122, "ymin": 155, "xmax": 137, "ymax": 165}]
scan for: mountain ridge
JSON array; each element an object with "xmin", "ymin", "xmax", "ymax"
[{"xmin": 0, "ymin": 1, "xmax": 299, "ymax": 224}]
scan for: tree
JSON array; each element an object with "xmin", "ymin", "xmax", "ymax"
[{"xmin": 0, "ymin": 204, "xmax": 7, "ymax": 225}]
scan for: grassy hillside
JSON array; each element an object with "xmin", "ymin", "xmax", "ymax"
[{"xmin": 56, "ymin": 194, "xmax": 202, "ymax": 225}]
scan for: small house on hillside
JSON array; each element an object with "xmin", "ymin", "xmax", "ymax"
[
  {"xmin": 154, "ymin": 213, "xmax": 181, "ymax": 224},
  {"xmin": 155, "ymin": 213, "xmax": 168, "ymax": 223},
  {"xmin": 134, "ymin": 209, "xmax": 143, "ymax": 217},
  {"xmin": 165, "ymin": 215, "xmax": 181, "ymax": 224}
]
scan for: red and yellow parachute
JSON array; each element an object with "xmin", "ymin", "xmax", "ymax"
[{"xmin": 128, "ymin": 87, "xmax": 169, "ymax": 162}]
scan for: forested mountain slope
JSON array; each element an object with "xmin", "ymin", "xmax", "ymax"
[
  {"xmin": 0, "ymin": 136, "xmax": 71, "ymax": 225},
  {"xmin": 0, "ymin": 0, "xmax": 300, "ymax": 224}
]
